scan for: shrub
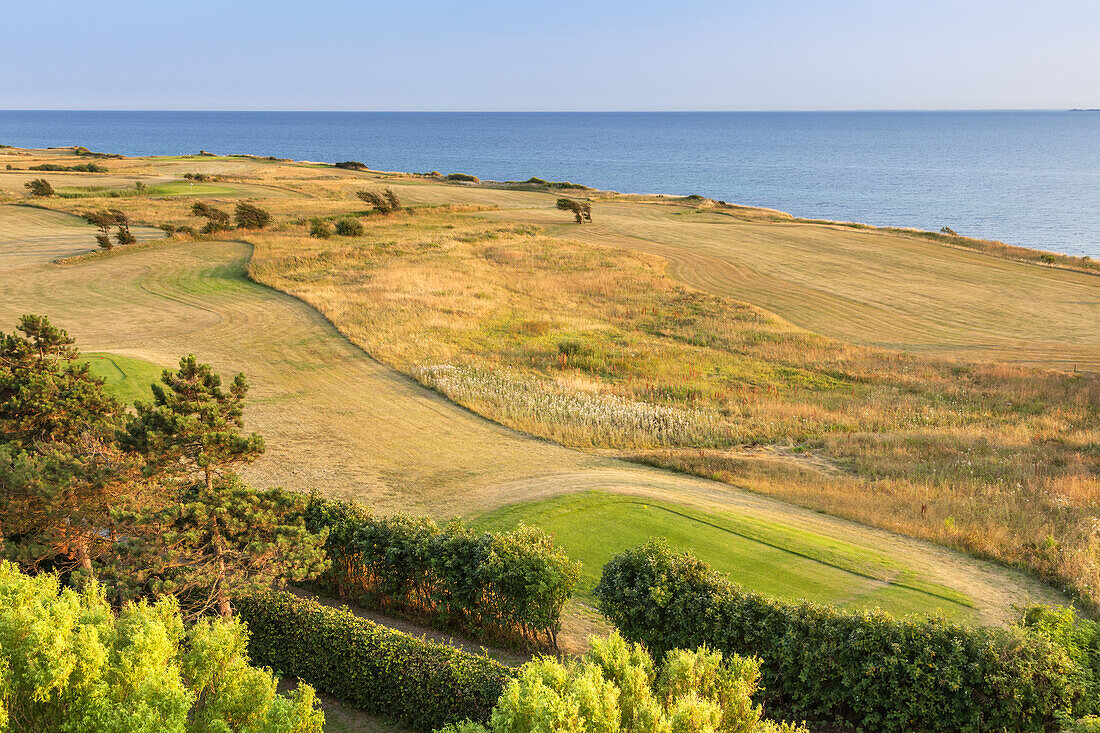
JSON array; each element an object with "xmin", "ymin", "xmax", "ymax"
[
  {"xmin": 24, "ymin": 178, "xmax": 54, "ymax": 196},
  {"xmin": 183, "ymin": 172, "xmax": 210, "ymax": 182},
  {"xmin": 438, "ymin": 631, "xmax": 803, "ymax": 733},
  {"xmin": 595, "ymin": 541, "xmax": 1090, "ymax": 733},
  {"xmin": 334, "ymin": 218, "xmax": 364, "ymax": 236},
  {"xmin": 309, "ymin": 220, "xmax": 333, "ymax": 238},
  {"xmin": 384, "ymin": 187, "xmax": 401, "ymax": 211},
  {"xmin": 29, "ymin": 163, "xmax": 107, "ymax": 173},
  {"xmin": 0, "ymin": 562, "xmax": 324, "ymax": 732},
  {"xmin": 334, "ymin": 160, "xmax": 368, "ymax": 170},
  {"xmin": 303, "ymin": 497, "xmax": 580, "ymax": 647},
  {"xmin": 235, "ymin": 201, "xmax": 272, "ymax": 229},
  {"xmin": 524, "ymin": 176, "xmax": 549, "ymax": 185},
  {"xmin": 236, "ymin": 590, "xmax": 511, "ymax": 732},
  {"xmin": 446, "ymin": 173, "xmax": 480, "ymax": 183}
]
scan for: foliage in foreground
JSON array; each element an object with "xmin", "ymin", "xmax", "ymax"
[
  {"xmin": 305, "ymin": 497, "xmax": 579, "ymax": 647},
  {"xmin": 236, "ymin": 589, "xmax": 511, "ymax": 732},
  {"xmin": 438, "ymin": 631, "xmax": 803, "ymax": 733},
  {"xmin": 0, "ymin": 562, "xmax": 324, "ymax": 733},
  {"xmin": 595, "ymin": 541, "xmax": 1092, "ymax": 733},
  {"xmin": 1, "ymin": 316, "xmax": 326, "ymax": 619}
]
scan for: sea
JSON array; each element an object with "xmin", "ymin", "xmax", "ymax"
[{"xmin": 1, "ymin": 110, "xmax": 1098, "ymax": 257}]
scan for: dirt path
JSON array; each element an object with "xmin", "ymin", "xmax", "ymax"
[{"xmin": 0, "ymin": 204, "xmax": 1072, "ymax": 625}]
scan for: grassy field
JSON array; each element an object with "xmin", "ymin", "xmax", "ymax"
[
  {"xmin": 475, "ymin": 492, "xmax": 975, "ymax": 620},
  {"xmin": 0, "ymin": 202, "xmax": 1063, "ymax": 628},
  {"xmin": 2, "ymin": 146, "xmax": 1093, "ymax": 731},
  {"xmin": 0, "ymin": 146, "xmax": 1092, "ymax": 621}
]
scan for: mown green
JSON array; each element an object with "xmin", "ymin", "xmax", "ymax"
[{"xmin": 475, "ymin": 492, "xmax": 973, "ymax": 619}]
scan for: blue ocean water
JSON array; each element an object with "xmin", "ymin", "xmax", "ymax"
[{"xmin": 1, "ymin": 110, "xmax": 1098, "ymax": 257}]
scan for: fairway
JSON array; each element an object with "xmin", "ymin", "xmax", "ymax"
[
  {"xmin": 0, "ymin": 202, "xmax": 1068, "ymax": 625},
  {"xmin": 475, "ymin": 492, "xmax": 975, "ymax": 619},
  {"xmin": 496, "ymin": 201, "xmax": 1100, "ymax": 370}
]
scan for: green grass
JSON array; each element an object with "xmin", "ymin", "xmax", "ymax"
[
  {"xmin": 81, "ymin": 352, "xmax": 164, "ymax": 404},
  {"xmin": 474, "ymin": 492, "xmax": 975, "ymax": 621},
  {"xmin": 56, "ymin": 182, "xmax": 240, "ymax": 198}
]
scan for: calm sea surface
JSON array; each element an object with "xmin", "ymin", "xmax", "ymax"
[{"xmin": 2, "ymin": 110, "xmax": 1098, "ymax": 257}]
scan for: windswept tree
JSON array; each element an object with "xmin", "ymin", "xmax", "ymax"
[
  {"xmin": 120, "ymin": 356, "xmax": 326, "ymax": 616},
  {"xmin": 82, "ymin": 210, "xmax": 117, "ymax": 249},
  {"xmin": 82, "ymin": 209, "xmax": 134, "ymax": 249},
  {"xmin": 356, "ymin": 187, "xmax": 401, "ymax": 214},
  {"xmin": 190, "ymin": 201, "xmax": 233, "ymax": 234},
  {"xmin": 234, "ymin": 201, "xmax": 272, "ymax": 229},
  {"xmin": 0, "ymin": 315, "xmax": 143, "ymax": 579},
  {"xmin": 24, "ymin": 178, "xmax": 54, "ymax": 197},
  {"xmin": 556, "ymin": 197, "xmax": 592, "ymax": 223},
  {"xmin": 113, "ymin": 209, "xmax": 136, "ymax": 245}
]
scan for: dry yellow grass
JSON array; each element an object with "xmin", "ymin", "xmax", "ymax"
[{"xmin": 3, "ymin": 146, "xmax": 1096, "ymax": 617}]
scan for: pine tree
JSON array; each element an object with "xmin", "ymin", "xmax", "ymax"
[
  {"xmin": 0, "ymin": 315, "xmax": 141, "ymax": 579},
  {"xmin": 120, "ymin": 356, "xmax": 326, "ymax": 616}
]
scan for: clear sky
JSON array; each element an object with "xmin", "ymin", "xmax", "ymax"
[{"xmin": 4, "ymin": 0, "xmax": 1098, "ymax": 111}]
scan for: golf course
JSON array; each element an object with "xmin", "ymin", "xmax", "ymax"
[{"xmin": 1, "ymin": 145, "xmax": 1094, "ymax": 633}]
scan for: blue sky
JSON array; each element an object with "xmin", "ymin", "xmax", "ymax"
[{"xmin": 4, "ymin": 0, "xmax": 1098, "ymax": 110}]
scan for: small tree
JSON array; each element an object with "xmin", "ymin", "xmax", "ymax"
[
  {"xmin": 383, "ymin": 187, "xmax": 401, "ymax": 212},
  {"xmin": 0, "ymin": 315, "xmax": 141, "ymax": 579},
  {"xmin": 113, "ymin": 209, "xmax": 137, "ymax": 245},
  {"xmin": 120, "ymin": 356, "xmax": 327, "ymax": 617},
  {"xmin": 557, "ymin": 197, "xmax": 588, "ymax": 223},
  {"xmin": 334, "ymin": 161, "xmax": 367, "ymax": 170},
  {"xmin": 24, "ymin": 178, "xmax": 54, "ymax": 197},
  {"xmin": 235, "ymin": 201, "xmax": 272, "ymax": 229},
  {"xmin": 190, "ymin": 201, "xmax": 233, "ymax": 234},
  {"xmin": 82, "ymin": 209, "xmax": 117, "ymax": 249},
  {"xmin": 334, "ymin": 218, "xmax": 364, "ymax": 236}
]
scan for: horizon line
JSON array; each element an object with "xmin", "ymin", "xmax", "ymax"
[{"xmin": 0, "ymin": 107, "xmax": 1087, "ymax": 114}]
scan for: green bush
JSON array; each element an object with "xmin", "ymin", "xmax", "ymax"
[
  {"xmin": 334, "ymin": 218, "xmax": 364, "ymax": 236},
  {"xmin": 446, "ymin": 173, "xmax": 480, "ymax": 183},
  {"xmin": 236, "ymin": 589, "xmax": 512, "ymax": 732},
  {"xmin": 334, "ymin": 160, "xmax": 367, "ymax": 170},
  {"xmin": 0, "ymin": 562, "xmax": 324, "ymax": 733},
  {"xmin": 595, "ymin": 541, "xmax": 1089, "ymax": 733},
  {"xmin": 304, "ymin": 497, "xmax": 579, "ymax": 647},
  {"xmin": 437, "ymin": 631, "xmax": 804, "ymax": 733},
  {"xmin": 309, "ymin": 220, "xmax": 333, "ymax": 238},
  {"xmin": 29, "ymin": 163, "xmax": 107, "ymax": 173}
]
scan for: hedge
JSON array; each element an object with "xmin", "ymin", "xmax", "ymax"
[
  {"xmin": 303, "ymin": 497, "xmax": 579, "ymax": 647},
  {"xmin": 236, "ymin": 590, "xmax": 513, "ymax": 732},
  {"xmin": 594, "ymin": 541, "xmax": 1090, "ymax": 733}
]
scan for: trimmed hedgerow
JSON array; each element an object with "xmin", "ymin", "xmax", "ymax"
[
  {"xmin": 236, "ymin": 590, "xmax": 512, "ymax": 732},
  {"xmin": 303, "ymin": 497, "xmax": 579, "ymax": 648},
  {"xmin": 595, "ymin": 541, "xmax": 1090, "ymax": 733}
]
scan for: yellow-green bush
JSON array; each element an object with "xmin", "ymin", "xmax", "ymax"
[
  {"xmin": 0, "ymin": 562, "xmax": 322, "ymax": 733},
  {"xmin": 436, "ymin": 631, "xmax": 803, "ymax": 733}
]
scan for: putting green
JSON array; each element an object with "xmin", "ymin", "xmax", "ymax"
[
  {"xmin": 81, "ymin": 352, "xmax": 164, "ymax": 404},
  {"xmin": 475, "ymin": 492, "xmax": 975, "ymax": 620}
]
